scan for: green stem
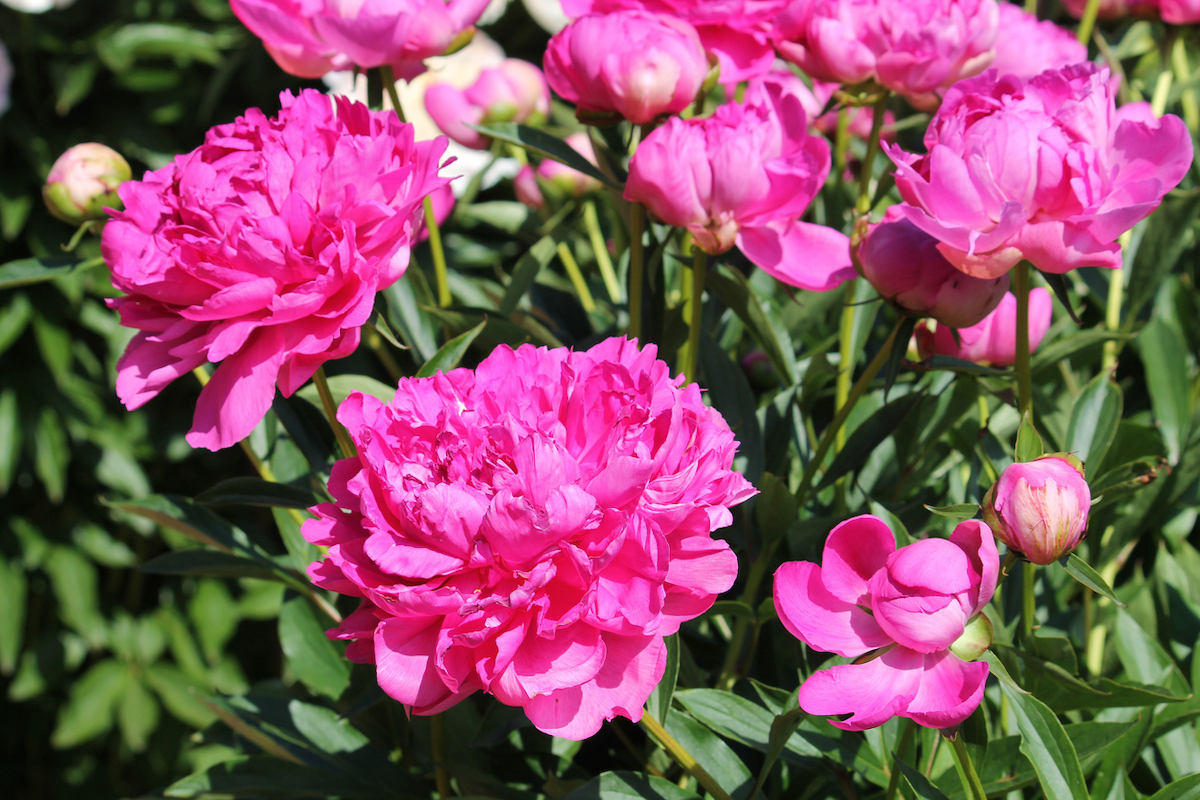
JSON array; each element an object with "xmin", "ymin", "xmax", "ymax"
[
  {"xmin": 947, "ymin": 733, "xmax": 987, "ymax": 800},
  {"xmin": 641, "ymin": 712, "xmax": 735, "ymax": 800},
  {"xmin": 313, "ymin": 366, "xmax": 357, "ymax": 460},
  {"xmin": 1013, "ymin": 262, "xmax": 1033, "ymax": 415},
  {"xmin": 856, "ymin": 92, "xmax": 891, "ymax": 216},
  {"xmin": 425, "ymin": 195, "xmax": 451, "ymax": 307},
  {"xmin": 432, "ymin": 713, "xmax": 452, "ymax": 797},
  {"xmin": 628, "ymin": 202, "xmax": 646, "ymax": 342},
  {"xmin": 558, "ymin": 241, "xmax": 596, "ymax": 313},
  {"xmin": 835, "ymin": 279, "xmax": 859, "ymax": 451},
  {"xmin": 378, "ymin": 65, "xmax": 406, "ymax": 122},
  {"xmin": 584, "ymin": 200, "xmax": 622, "ymax": 302},
  {"xmin": 1173, "ymin": 36, "xmax": 1200, "ymax": 131},
  {"xmin": 885, "ymin": 721, "xmax": 917, "ymax": 800},
  {"xmin": 681, "ymin": 249, "xmax": 707, "ymax": 384},
  {"xmin": 1025, "ymin": 0, "xmax": 1037, "ymax": 12},
  {"xmin": 834, "ymin": 108, "xmax": 851, "ymax": 173},
  {"xmin": 1077, "ymin": 0, "xmax": 1101, "ymax": 45},
  {"xmin": 1022, "ymin": 561, "xmax": 1037, "ymax": 641},
  {"xmin": 1151, "ymin": 69, "xmax": 1174, "ymax": 117},
  {"xmin": 1102, "ymin": 241, "xmax": 1125, "ymax": 373}
]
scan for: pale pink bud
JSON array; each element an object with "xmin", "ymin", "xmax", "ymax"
[
  {"xmin": 44, "ymin": 143, "xmax": 131, "ymax": 225},
  {"xmin": 514, "ymin": 165, "xmax": 545, "ymax": 210},
  {"xmin": 425, "ymin": 59, "xmax": 551, "ymax": 150},
  {"xmin": 983, "ymin": 455, "xmax": 1091, "ymax": 565},
  {"xmin": 536, "ymin": 132, "xmax": 602, "ymax": 196}
]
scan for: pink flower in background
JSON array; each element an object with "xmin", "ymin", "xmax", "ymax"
[
  {"xmin": 1160, "ymin": 0, "xmax": 1200, "ymax": 23},
  {"xmin": 560, "ymin": 0, "xmax": 788, "ymax": 83},
  {"xmin": 624, "ymin": 77, "xmax": 854, "ymax": 292},
  {"xmin": 773, "ymin": 0, "xmax": 999, "ymax": 110},
  {"xmin": 43, "ymin": 143, "xmax": 132, "ymax": 225},
  {"xmin": 544, "ymin": 10, "xmax": 708, "ymax": 124},
  {"xmin": 425, "ymin": 59, "xmax": 550, "ymax": 150},
  {"xmin": 914, "ymin": 288, "xmax": 1053, "ymax": 366},
  {"xmin": 103, "ymin": 90, "xmax": 449, "ymax": 451},
  {"xmin": 774, "ymin": 515, "xmax": 997, "ymax": 730},
  {"xmin": 514, "ymin": 165, "xmax": 545, "ymax": 210},
  {"xmin": 303, "ymin": 337, "xmax": 755, "ymax": 739},
  {"xmin": 229, "ymin": 0, "xmax": 491, "ymax": 79},
  {"xmin": 886, "ymin": 65, "xmax": 1193, "ymax": 279},
  {"xmin": 759, "ymin": 67, "xmax": 894, "ymax": 143},
  {"xmin": 984, "ymin": 454, "xmax": 1090, "ymax": 565},
  {"xmin": 537, "ymin": 132, "xmax": 603, "ymax": 196},
  {"xmin": 991, "ymin": 3, "xmax": 1088, "ymax": 81},
  {"xmin": 859, "ymin": 206, "xmax": 1008, "ymax": 328},
  {"xmin": 1061, "ymin": 0, "xmax": 1160, "ymax": 20}
]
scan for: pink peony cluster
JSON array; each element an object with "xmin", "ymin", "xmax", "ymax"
[
  {"xmin": 984, "ymin": 454, "xmax": 1091, "ymax": 565},
  {"xmin": 774, "ymin": 515, "xmax": 997, "ymax": 730},
  {"xmin": 991, "ymin": 3, "xmax": 1088, "ymax": 82},
  {"xmin": 303, "ymin": 337, "xmax": 756, "ymax": 739},
  {"xmin": 773, "ymin": 0, "xmax": 1000, "ymax": 110},
  {"xmin": 624, "ymin": 76, "xmax": 854, "ymax": 292},
  {"xmin": 229, "ymin": 0, "xmax": 490, "ymax": 79},
  {"xmin": 915, "ymin": 289, "xmax": 1053, "ymax": 366},
  {"xmin": 1062, "ymin": 0, "xmax": 1200, "ymax": 24},
  {"xmin": 886, "ymin": 64, "xmax": 1194, "ymax": 279},
  {"xmin": 103, "ymin": 90, "xmax": 449, "ymax": 451},
  {"xmin": 426, "ymin": 59, "xmax": 551, "ymax": 150}
]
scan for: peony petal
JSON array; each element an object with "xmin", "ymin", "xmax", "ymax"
[
  {"xmin": 949, "ymin": 520, "xmax": 1000, "ymax": 615},
  {"xmin": 821, "ymin": 514, "xmax": 896, "ymax": 605},
  {"xmin": 904, "ymin": 651, "xmax": 989, "ymax": 729},
  {"xmin": 798, "ymin": 647, "xmax": 923, "ymax": 731},
  {"xmin": 375, "ymin": 617, "xmax": 458, "ymax": 711},
  {"xmin": 186, "ymin": 327, "xmax": 286, "ymax": 451},
  {"xmin": 738, "ymin": 220, "xmax": 855, "ymax": 292},
  {"xmin": 773, "ymin": 561, "xmax": 892, "ymax": 658}
]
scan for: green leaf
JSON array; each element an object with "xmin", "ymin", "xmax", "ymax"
[
  {"xmin": 288, "ymin": 700, "xmax": 369, "ymax": 754},
  {"xmin": 96, "ymin": 23, "xmax": 231, "ymax": 71},
  {"xmin": 817, "ymin": 391, "xmax": 924, "ymax": 490},
  {"xmin": 139, "ymin": 550, "xmax": 281, "ymax": 581},
  {"xmin": 51, "ymin": 659, "xmax": 127, "ymax": 748},
  {"xmin": 44, "ymin": 546, "xmax": 104, "ymax": 647},
  {"xmin": 143, "ymin": 663, "xmax": 217, "ymax": 729},
  {"xmin": 0, "ymin": 257, "xmax": 82, "ymax": 289},
  {"xmin": 165, "ymin": 755, "xmax": 385, "ymax": 799},
  {"xmin": 561, "ymin": 771, "xmax": 700, "ymax": 800},
  {"xmin": 755, "ymin": 473, "xmax": 800, "ymax": 548},
  {"xmin": 916, "ymin": 355, "xmax": 1010, "ymax": 376},
  {"xmin": 499, "ymin": 230, "xmax": 569, "ymax": 316},
  {"xmin": 415, "ymin": 319, "xmax": 486, "ymax": 377},
  {"xmin": 384, "ymin": 274, "xmax": 439, "ymax": 363},
  {"xmin": 1091, "ymin": 458, "xmax": 1162, "ymax": 504},
  {"xmin": 190, "ymin": 580, "xmax": 240, "ymax": 663},
  {"xmin": 666, "ymin": 713, "xmax": 754, "ymax": 799},
  {"xmin": 706, "ymin": 265, "xmax": 796, "ymax": 385},
  {"xmin": 117, "ymin": 676, "xmax": 160, "ymax": 752},
  {"xmin": 1127, "ymin": 190, "xmax": 1200, "ymax": 321},
  {"xmin": 924, "ymin": 504, "xmax": 979, "ymax": 520},
  {"xmin": 1148, "ymin": 773, "xmax": 1200, "ymax": 800},
  {"xmin": 296, "ymin": 374, "xmax": 396, "ymax": 407},
  {"xmin": 1061, "ymin": 554, "xmax": 1125, "ymax": 606},
  {"xmin": 648, "ymin": 634, "xmax": 679, "ymax": 726},
  {"xmin": 752, "ymin": 708, "xmax": 806, "ymax": 800},
  {"xmin": 1031, "ymin": 330, "xmax": 1134, "ymax": 372},
  {"xmin": 896, "ymin": 754, "xmax": 951, "ymax": 800},
  {"xmin": 34, "ymin": 406, "xmax": 68, "ymax": 503},
  {"xmin": 1065, "ymin": 374, "xmax": 1123, "ymax": 479},
  {"xmin": 0, "ymin": 387, "xmax": 19, "ymax": 494},
  {"xmin": 1139, "ymin": 316, "xmax": 1192, "ymax": 464},
  {"xmin": 471, "ymin": 123, "xmax": 623, "ymax": 189},
  {"xmin": 103, "ymin": 494, "xmax": 245, "ymax": 553},
  {"xmin": 1016, "ymin": 410, "xmax": 1044, "ymax": 463},
  {"xmin": 700, "ymin": 336, "xmax": 764, "ymax": 481},
  {"xmin": 195, "ymin": 477, "xmax": 315, "ymax": 509},
  {"xmin": 0, "ymin": 556, "xmax": 26, "ymax": 674},
  {"xmin": 278, "ymin": 597, "xmax": 349, "ymax": 701},
  {"xmin": 1000, "ymin": 681, "xmax": 1090, "ymax": 800}
]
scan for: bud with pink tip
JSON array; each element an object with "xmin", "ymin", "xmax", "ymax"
[
  {"xmin": 537, "ymin": 132, "xmax": 602, "ymax": 197},
  {"xmin": 425, "ymin": 59, "xmax": 551, "ymax": 150},
  {"xmin": 514, "ymin": 166, "xmax": 545, "ymax": 211},
  {"xmin": 983, "ymin": 454, "xmax": 1091, "ymax": 565},
  {"xmin": 44, "ymin": 143, "xmax": 131, "ymax": 225}
]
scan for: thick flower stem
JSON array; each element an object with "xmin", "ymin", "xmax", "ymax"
[
  {"xmin": 835, "ymin": 279, "xmax": 859, "ymax": 451},
  {"xmin": 1102, "ymin": 259, "xmax": 1125, "ymax": 373},
  {"xmin": 432, "ymin": 713, "xmax": 452, "ymax": 798},
  {"xmin": 947, "ymin": 732, "xmax": 987, "ymax": 800},
  {"xmin": 641, "ymin": 712, "xmax": 735, "ymax": 800},
  {"xmin": 628, "ymin": 202, "xmax": 646, "ymax": 341},
  {"xmin": 1024, "ymin": 0, "xmax": 1037, "ymax": 11},
  {"xmin": 856, "ymin": 92, "xmax": 891, "ymax": 216},
  {"xmin": 584, "ymin": 200, "xmax": 623, "ymax": 302},
  {"xmin": 425, "ymin": 196, "xmax": 452, "ymax": 308},
  {"xmin": 379, "ymin": 65, "xmax": 407, "ymax": 122},
  {"xmin": 1077, "ymin": 0, "xmax": 1102, "ymax": 45},
  {"xmin": 314, "ymin": 366, "xmax": 357, "ymax": 460},
  {"xmin": 681, "ymin": 249, "xmax": 708, "ymax": 385},
  {"xmin": 885, "ymin": 721, "xmax": 917, "ymax": 800},
  {"xmin": 1013, "ymin": 262, "xmax": 1033, "ymax": 415},
  {"xmin": 1022, "ymin": 561, "xmax": 1037, "ymax": 640},
  {"xmin": 558, "ymin": 241, "xmax": 597, "ymax": 312}
]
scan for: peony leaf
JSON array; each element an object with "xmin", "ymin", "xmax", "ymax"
[
  {"xmin": 561, "ymin": 771, "xmax": 699, "ymax": 800},
  {"xmin": 998, "ymin": 682, "xmax": 1089, "ymax": 800},
  {"xmin": 0, "ymin": 257, "xmax": 85, "ymax": 289},
  {"xmin": 278, "ymin": 597, "xmax": 349, "ymax": 702},
  {"xmin": 647, "ymin": 634, "xmax": 679, "ymax": 726},
  {"xmin": 925, "ymin": 503, "xmax": 980, "ymax": 520},
  {"xmin": 195, "ymin": 477, "xmax": 315, "ymax": 509},
  {"xmin": 1060, "ymin": 554, "xmax": 1125, "ymax": 607},
  {"xmin": 139, "ymin": 550, "xmax": 281, "ymax": 581},
  {"xmin": 816, "ymin": 391, "xmax": 924, "ymax": 490},
  {"xmin": 1065, "ymin": 374, "xmax": 1123, "ymax": 480},
  {"xmin": 1138, "ymin": 315, "xmax": 1191, "ymax": 464},
  {"xmin": 1016, "ymin": 410, "xmax": 1044, "ymax": 463},
  {"xmin": 1147, "ymin": 773, "xmax": 1200, "ymax": 800},
  {"xmin": 470, "ymin": 123, "xmax": 623, "ymax": 189},
  {"xmin": 416, "ymin": 320, "xmax": 486, "ymax": 378},
  {"xmin": 705, "ymin": 265, "xmax": 796, "ymax": 385}
]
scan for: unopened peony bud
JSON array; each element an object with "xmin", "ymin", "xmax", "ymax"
[
  {"xmin": 44, "ymin": 144, "xmax": 131, "ymax": 225},
  {"xmin": 514, "ymin": 165, "xmax": 545, "ymax": 210},
  {"xmin": 425, "ymin": 59, "xmax": 550, "ymax": 150},
  {"xmin": 949, "ymin": 613, "xmax": 993, "ymax": 662},
  {"xmin": 983, "ymin": 454, "xmax": 1090, "ymax": 565},
  {"xmin": 537, "ymin": 132, "xmax": 602, "ymax": 196}
]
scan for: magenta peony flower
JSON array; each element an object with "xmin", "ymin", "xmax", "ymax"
[
  {"xmin": 859, "ymin": 206, "xmax": 1008, "ymax": 328},
  {"xmin": 624, "ymin": 77, "xmax": 854, "ymax": 292},
  {"xmin": 229, "ymin": 0, "xmax": 491, "ymax": 79},
  {"xmin": 991, "ymin": 3, "xmax": 1088, "ymax": 82},
  {"xmin": 425, "ymin": 59, "xmax": 550, "ymax": 150},
  {"xmin": 102, "ymin": 90, "xmax": 450, "ymax": 451},
  {"xmin": 914, "ymin": 288, "xmax": 1053, "ymax": 366},
  {"xmin": 885, "ymin": 65, "xmax": 1194, "ymax": 279},
  {"xmin": 984, "ymin": 454, "xmax": 1090, "ymax": 565},
  {"xmin": 302, "ymin": 337, "xmax": 755, "ymax": 739},
  {"xmin": 773, "ymin": 0, "xmax": 999, "ymax": 110},
  {"xmin": 544, "ymin": 10, "xmax": 708, "ymax": 124},
  {"xmin": 560, "ymin": 0, "xmax": 788, "ymax": 83},
  {"xmin": 774, "ymin": 515, "xmax": 997, "ymax": 730},
  {"xmin": 43, "ymin": 143, "xmax": 132, "ymax": 226}
]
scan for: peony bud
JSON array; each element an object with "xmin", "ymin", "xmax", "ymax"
[
  {"xmin": 983, "ymin": 454, "xmax": 1090, "ymax": 565},
  {"xmin": 536, "ymin": 132, "xmax": 602, "ymax": 197},
  {"xmin": 514, "ymin": 165, "xmax": 545, "ymax": 211},
  {"xmin": 43, "ymin": 143, "xmax": 131, "ymax": 225},
  {"xmin": 425, "ymin": 59, "xmax": 550, "ymax": 150}
]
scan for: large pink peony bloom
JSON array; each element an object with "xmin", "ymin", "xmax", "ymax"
[
  {"xmin": 560, "ymin": 0, "xmax": 788, "ymax": 83},
  {"xmin": 103, "ymin": 90, "xmax": 449, "ymax": 451},
  {"xmin": 303, "ymin": 337, "xmax": 756, "ymax": 739},
  {"xmin": 774, "ymin": 515, "xmax": 997, "ymax": 730},
  {"xmin": 914, "ymin": 289, "xmax": 1053, "ymax": 366},
  {"xmin": 991, "ymin": 3, "xmax": 1088, "ymax": 82},
  {"xmin": 624, "ymin": 77, "xmax": 855, "ymax": 292},
  {"xmin": 773, "ymin": 0, "xmax": 999, "ymax": 110},
  {"xmin": 544, "ymin": 11, "xmax": 708, "ymax": 125},
  {"xmin": 229, "ymin": 0, "xmax": 491, "ymax": 79},
  {"xmin": 425, "ymin": 59, "xmax": 550, "ymax": 150},
  {"xmin": 885, "ymin": 65, "xmax": 1194, "ymax": 279}
]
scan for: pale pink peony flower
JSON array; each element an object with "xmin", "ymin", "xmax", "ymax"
[
  {"xmin": 560, "ymin": 0, "xmax": 789, "ymax": 83},
  {"xmin": 885, "ymin": 65, "xmax": 1194, "ymax": 279},
  {"xmin": 991, "ymin": 3, "xmax": 1088, "ymax": 82},
  {"xmin": 303, "ymin": 337, "xmax": 755, "ymax": 739},
  {"xmin": 425, "ymin": 59, "xmax": 550, "ymax": 150},
  {"xmin": 859, "ymin": 206, "xmax": 1008, "ymax": 328},
  {"xmin": 537, "ymin": 132, "xmax": 603, "ymax": 196},
  {"xmin": 514, "ymin": 165, "xmax": 546, "ymax": 210},
  {"xmin": 774, "ymin": 515, "xmax": 997, "ymax": 731},
  {"xmin": 102, "ymin": 90, "xmax": 450, "ymax": 451},
  {"xmin": 773, "ymin": 0, "xmax": 1000, "ymax": 110},
  {"xmin": 544, "ymin": 10, "xmax": 708, "ymax": 124},
  {"xmin": 983, "ymin": 454, "xmax": 1090, "ymax": 565},
  {"xmin": 624, "ymin": 77, "xmax": 855, "ymax": 292},
  {"xmin": 43, "ymin": 143, "xmax": 132, "ymax": 225},
  {"xmin": 229, "ymin": 0, "xmax": 491, "ymax": 79},
  {"xmin": 914, "ymin": 288, "xmax": 1053, "ymax": 366}
]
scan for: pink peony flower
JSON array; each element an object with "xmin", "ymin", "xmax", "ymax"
[
  {"xmin": 1061, "ymin": 0, "xmax": 1164, "ymax": 20},
  {"xmin": 774, "ymin": 515, "xmax": 998, "ymax": 731},
  {"xmin": 102, "ymin": 90, "xmax": 450, "ymax": 451},
  {"xmin": 885, "ymin": 65, "xmax": 1194, "ymax": 279},
  {"xmin": 991, "ymin": 3, "xmax": 1088, "ymax": 82},
  {"xmin": 425, "ymin": 59, "xmax": 550, "ymax": 150},
  {"xmin": 859, "ymin": 206, "xmax": 1008, "ymax": 328},
  {"xmin": 758, "ymin": 67, "xmax": 894, "ymax": 143},
  {"xmin": 229, "ymin": 0, "xmax": 491, "ymax": 79},
  {"xmin": 560, "ymin": 0, "xmax": 788, "ymax": 83},
  {"xmin": 302, "ymin": 337, "xmax": 755, "ymax": 739},
  {"xmin": 537, "ymin": 132, "xmax": 603, "ymax": 196},
  {"xmin": 624, "ymin": 77, "xmax": 855, "ymax": 292},
  {"xmin": 773, "ymin": 0, "xmax": 1000, "ymax": 110},
  {"xmin": 983, "ymin": 454, "xmax": 1090, "ymax": 565},
  {"xmin": 1159, "ymin": 0, "xmax": 1200, "ymax": 22},
  {"xmin": 514, "ymin": 165, "xmax": 545, "ymax": 210},
  {"xmin": 544, "ymin": 10, "xmax": 708, "ymax": 124},
  {"xmin": 914, "ymin": 288, "xmax": 1053, "ymax": 366},
  {"xmin": 43, "ymin": 143, "xmax": 132, "ymax": 225}
]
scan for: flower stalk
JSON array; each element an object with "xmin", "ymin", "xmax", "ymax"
[
  {"xmin": 1013, "ymin": 262, "xmax": 1033, "ymax": 415},
  {"xmin": 947, "ymin": 732, "xmax": 987, "ymax": 800},
  {"xmin": 641, "ymin": 712, "xmax": 735, "ymax": 800},
  {"xmin": 314, "ymin": 366, "xmax": 357, "ymax": 460}
]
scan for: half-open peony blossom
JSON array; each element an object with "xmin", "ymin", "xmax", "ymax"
[
  {"xmin": 103, "ymin": 90, "xmax": 450, "ymax": 451},
  {"xmin": 774, "ymin": 515, "xmax": 997, "ymax": 730},
  {"xmin": 303, "ymin": 337, "xmax": 756, "ymax": 739},
  {"xmin": 915, "ymin": 288, "xmax": 1053, "ymax": 367},
  {"xmin": 229, "ymin": 0, "xmax": 491, "ymax": 79},
  {"xmin": 885, "ymin": 64, "xmax": 1194, "ymax": 279}
]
